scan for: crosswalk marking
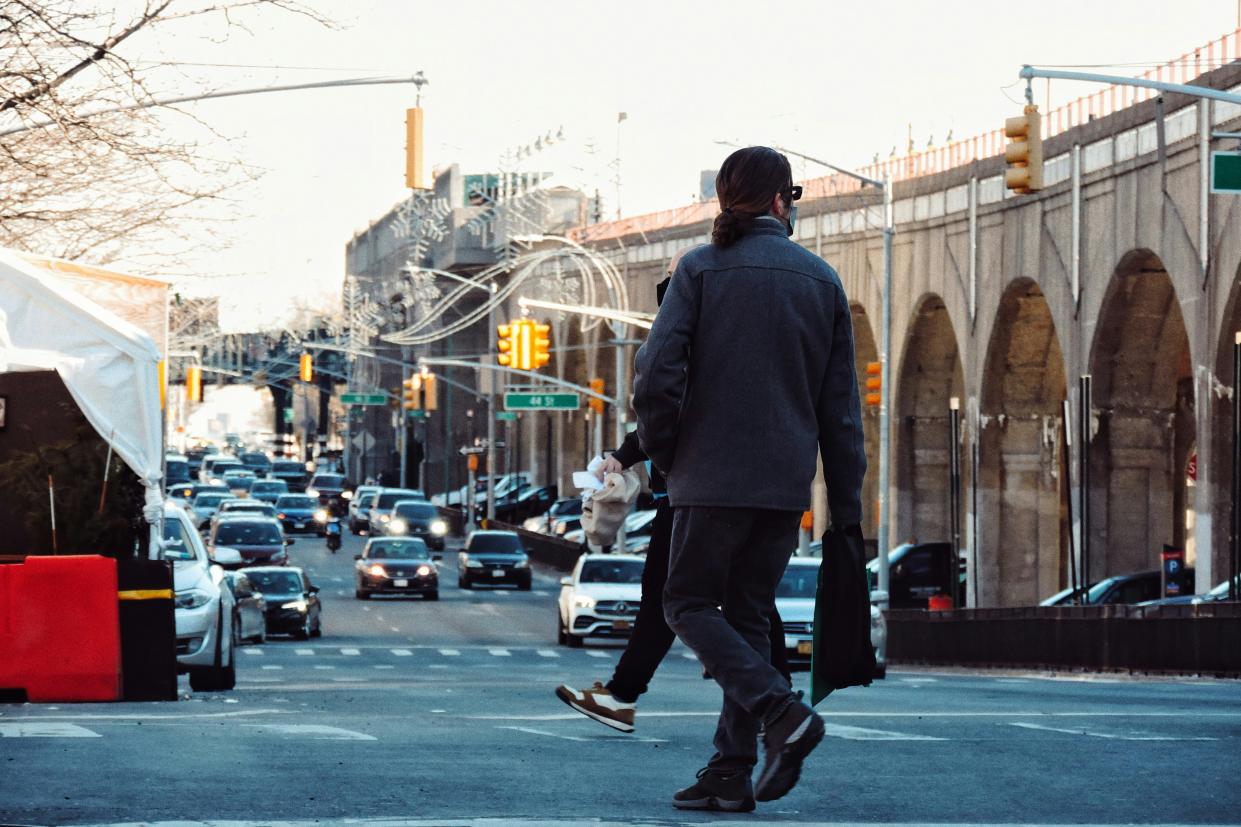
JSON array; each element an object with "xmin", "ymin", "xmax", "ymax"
[
  {"xmin": 489, "ymin": 648, "xmax": 511, "ymax": 657},
  {"xmin": 439, "ymin": 648, "xmax": 460, "ymax": 656},
  {"xmin": 374, "ymin": 665, "xmax": 395, "ymax": 670},
  {"xmin": 1009, "ymin": 722, "xmax": 1218, "ymax": 741},
  {"xmin": 821, "ymin": 722, "xmax": 946, "ymax": 741},
  {"xmin": 681, "ymin": 652, "xmax": 698, "ymax": 661},
  {"xmin": 243, "ymin": 724, "xmax": 375, "ymax": 741},
  {"xmin": 242, "ymin": 649, "xmax": 263, "ymax": 656},
  {"xmin": 586, "ymin": 650, "xmax": 610, "ymax": 659},
  {"xmin": 313, "ymin": 665, "xmax": 336, "ymax": 670},
  {"xmin": 536, "ymin": 649, "xmax": 560, "ymax": 658},
  {"xmin": 389, "ymin": 627, "xmax": 401, "ymax": 633},
  {"xmin": 260, "ymin": 664, "xmax": 283, "ymax": 671},
  {"xmin": 391, "ymin": 649, "xmax": 413, "ymax": 656},
  {"xmin": 340, "ymin": 648, "xmax": 361, "ymax": 656},
  {"xmin": 0, "ymin": 722, "xmax": 101, "ymax": 738},
  {"xmin": 295, "ymin": 649, "xmax": 315, "ymax": 656}
]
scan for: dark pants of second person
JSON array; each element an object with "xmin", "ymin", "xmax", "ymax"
[
  {"xmin": 607, "ymin": 500, "xmax": 791, "ymax": 704},
  {"xmin": 663, "ymin": 506, "xmax": 801, "ymax": 772}
]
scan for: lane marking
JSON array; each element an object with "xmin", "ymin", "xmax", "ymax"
[
  {"xmin": 0, "ymin": 722, "xmax": 101, "ymax": 738},
  {"xmin": 4, "ymin": 709, "xmax": 294, "ymax": 721},
  {"xmin": 243, "ymin": 724, "xmax": 376, "ymax": 741},
  {"xmin": 313, "ymin": 665, "xmax": 336, "ymax": 670},
  {"xmin": 586, "ymin": 651, "xmax": 610, "ymax": 659},
  {"xmin": 533, "ymin": 590, "xmax": 550, "ymax": 596},
  {"xmin": 260, "ymin": 665, "xmax": 284, "ymax": 671},
  {"xmin": 489, "ymin": 648, "xmax": 512, "ymax": 657},
  {"xmin": 391, "ymin": 648, "xmax": 413, "ymax": 656},
  {"xmin": 374, "ymin": 665, "xmax": 396, "ymax": 670},
  {"xmin": 536, "ymin": 649, "xmax": 560, "ymax": 658},
  {"xmin": 439, "ymin": 649, "xmax": 460, "ymax": 657},
  {"xmin": 821, "ymin": 722, "xmax": 946, "ymax": 741},
  {"xmin": 1009, "ymin": 722, "xmax": 1218, "ymax": 741},
  {"xmin": 498, "ymin": 725, "xmax": 667, "ymax": 744},
  {"xmin": 390, "ymin": 627, "xmax": 401, "ymax": 633},
  {"xmin": 242, "ymin": 649, "xmax": 263, "ymax": 656},
  {"xmin": 295, "ymin": 649, "xmax": 315, "ymax": 656},
  {"xmin": 340, "ymin": 648, "xmax": 361, "ymax": 656}
]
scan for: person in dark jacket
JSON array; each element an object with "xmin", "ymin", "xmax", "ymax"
[
  {"xmin": 555, "ymin": 254, "xmax": 793, "ymax": 735},
  {"xmin": 633, "ymin": 146, "xmax": 865, "ymax": 811}
]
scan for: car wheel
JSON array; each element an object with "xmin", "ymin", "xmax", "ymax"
[
  {"xmin": 557, "ymin": 614, "xmax": 567, "ymax": 645},
  {"xmin": 355, "ymin": 586, "xmax": 371, "ymax": 600},
  {"xmin": 295, "ymin": 616, "xmax": 312, "ymax": 640},
  {"xmin": 566, "ymin": 630, "xmax": 584, "ymax": 648},
  {"xmin": 310, "ymin": 616, "xmax": 322, "ymax": 638},
  {"xmin": 459, "ymin": 575, "xmax": 471, "ymax": 589},
  {"xmin": 231, "ymin": 614, "xmax": 242, "ymax": 647},
  {"xmin": 518, "ymin": 576, "xmax": 532, "ymax": 592},
  {"xmin": 348, "ymin": 520, "xmax": 358, "ymax": 535},
  {"xmin": 426, "ymin": 591, "xmax": 439, "ymax": 601},
  {"xmin": 252, "ymin": 624, "xmax": 267, "ymax": 645}
]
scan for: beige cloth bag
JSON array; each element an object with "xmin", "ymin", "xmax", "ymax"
[{"xmin": 580, "ymin": 470, "xmax": 641, "ymax": 547}]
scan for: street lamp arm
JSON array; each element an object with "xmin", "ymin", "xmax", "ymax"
[
  {"xmin": 1018, "ymin": 66, "xmax": 1241, "ymax": 107},
  {"xmin": 773, "ymin": 145, "xmax": 884, "ymax": 190},
  {"xmin": 0, "ymin": 74, "xmax": 426, "ymax": 138},
  {"xmin": 418, "ymin": 356, "xmax": 618, "ymax": 404},
  {"xmin": 518, "ymin": 296, "xmax": 653, "ymax": 330}
]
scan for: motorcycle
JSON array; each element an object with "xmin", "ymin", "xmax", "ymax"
[{"xmin": 325, "ymin": 519, "xmax": 342, "ymax": 553}]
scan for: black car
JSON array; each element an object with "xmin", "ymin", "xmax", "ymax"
[
  {"xmin": 243, "ymin": 566, "xmax": 322, "ymax": 639},
  {"xmin": 274, "ymin": 494, "xmax": 324, "ymax": 535},
  {"xmin": 864, "ymin": 542, "xmax": 963, "ymax": 609},
  {"xmin": 239, "ymin": 451, "xmax": 272, "ymax": 477},
  {"xmin": 355, "ymin": 537, "xmax": 440, "ymax": 599},
  {"xmin": 249, "ymin": 479, "xmax": 290, "ymax": 505},
  {"xmin": 1041, "ymin": 570, "xmax": 1173, "ymax": 606},
  {"xmin": 271, "ymin": 459, "xmax": 308, "ymax": 491},
  {"xmin": 165, "ymin": 456, "xmax": 192, "ymax": 487},
  {"xmin": 385, "ymin": 500, "xmax": 448, "ymax": 550},
  {"xmin": 207, "ymin": 517, "xmax": 292, "ymax": 568},
  {"xmin": 458, "ymin": 530, "xmax": 532, "ymax": 590},
  {"xmin": 307, "ymin": 473, "xmax": 351, "ymax": 509},
  {"xmin": 494, "ymin": 485, "xmax": 558, "ymax": 525}
]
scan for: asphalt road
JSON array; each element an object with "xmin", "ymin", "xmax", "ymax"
[{"xmin": 2, "ymin": 529, "xmax": 1240, "ymax": 826}]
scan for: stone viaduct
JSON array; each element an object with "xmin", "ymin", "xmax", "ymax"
[{"xmin": 555, "ymin": 54, "xmax": 1241, "ymax": 606}]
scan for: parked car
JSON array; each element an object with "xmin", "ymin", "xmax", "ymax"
[
  {"xmin": 223, "ymin": 570, "xmax": 268, "ymax": 644},
  {"xmin": 242, "ymin": 566, "xmax": 322, "ymax": 639},
  {"xmin": 1041, "ymin": 570, "xmax": 1172, "ymax": 606},
  {"xmin": 238, "ymin": 451, "xmax": 272, "ymax": 477},
  {"xmin": 383, "ymin": 500, "xmax": 449, "ymax": 550},
  {"xmin": 274, "ymin": 493, "xmax": 323, "ymax": 535},
  {"xmin": 354, "ymin": 537, "xmax": 441, "ymax": 600},
  {"xmin": 458, "ymin": 530, "xmax": 532, "ymax": 589},
  {"xmin": 164, "ymin": 500, "xmax": 237, "ymax": 691},
  {"xmin": 249, "ymin": 479, "xmax": 289, "ymax": 505},
  {"xmin": 495, "ymin": 485, "xmax": 558, "ymax": 525},
  {"xmin": 189, "ymin": 492, "xmax": 236, "ymax": 529},
  {"xmin": 348, "ymin": 485, "xmax": 383, "ymax": 533},
  {"xmin": 432, "ymin": 476, "xmax": 491, "ymax": 507},
  {"xmin": 349, "ymin": 490, "xmax": 379, "ymax": 535},
  {"xmin": 557, "ymin": 554, "xmax": 644, "ymax": 647},
  {"xmin": 207, "ymin": 516, "xmax": 292, "ymax": 568},
  {"xmin": 776, "ymin": 557, "xmax": 886, "ymax": 678},
  {"xmin": 565, "ymin": 508, "xmax": 658, "ymax": 551},
  {"xmin": 270, "ymin": 459, "xmax": 308, "ymax": 491},
  {"xmin": 216, "ymin": 499, "xmax": 278, "ymax": 519},
  {"xmin": 524, "ymin": 496, "xmax": 582, "ymax": 534},
  {"xmin": 864, "ymin": 542, "xmax": 963, "ymax": 609},
  {"xmin": 366, "ymin": 488, "xmax": 429, "ymax": 534}
]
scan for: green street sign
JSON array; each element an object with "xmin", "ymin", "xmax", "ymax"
[
  {"xmin": 496, "ymin": 411, "xmax": 518, "ymax": 421},
  {"xmin": 1211, "ymin": 151, "xmax": 1241, "ymax": 193},
  {"xmin": 407, "ymin": 409, "xmax": 428, "ymax": 419},
  {"xmin": 504, "ymin": 392, "xmax": 580, "ymax": 411},
  {"xmin": 340, "ymin": 392, "xmax": 386, "ymax": 406}
]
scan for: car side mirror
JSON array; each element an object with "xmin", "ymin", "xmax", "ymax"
[
  {"xmin": 432, "ymin": 554, "xmax": 443, "ymax": 562},
  {"xmin": 308, "ymin": 586, "xmax": 320, "ymax": 594},
  {"xmin": 560, "ymin": 576, "xmax": 572, "ymax": 587},
  {"xmin": 212, "ymin": 547, "xmax": 243, "ymax": 566},
  {"xmin": 353, "ymin": 554, "xmax": 362, "ymax": 561},
  {"xmin": 285, "ymin": 538, "xmax": 295, "ymax": 546}
]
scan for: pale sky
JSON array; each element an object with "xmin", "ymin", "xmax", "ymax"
[{"xmin": 113, "ymin": 0, "xmax": 1239, "ymax": 330}]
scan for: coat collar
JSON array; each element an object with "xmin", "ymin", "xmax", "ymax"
[{"xmin": 743, "ymin": 215, "xmax": 790, "ymax": 238}]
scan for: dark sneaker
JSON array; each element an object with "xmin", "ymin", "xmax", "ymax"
[
  {"xmin": 755, "ymin": 700, "xmax": 825, "ymax": 802},
  {"xmin": 554, "ymin": 681, "xmax": 636, "ymax": 733},
  {"xmin": 672, "ymin": 767, "xmax": 756, "ymax": 812}
]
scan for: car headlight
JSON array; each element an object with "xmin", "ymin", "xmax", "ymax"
[
  {"xmin": 281, "ymin": 599, "xmax": 309, "ymax": 612},
  {"xmin": 555, "ymin": 522, "xmax": 568, "ymax": 535},
  {"xmin": 174, "ymin": 589, "xmax": 212, "ymax": 610},
  {"xmin": 379, "ymin": 514, "xmax": 390, "ymax": 523},
  {"xmin": 465, "ymin": 559, "xmax": 483, "ymax": 568},
  {"xmin": 573, "ymin": 596, "xmax": 596, "ymax": 609},
  {"xmin": 342, "ymin": 490, "xmax": 353, "ymax": 499},
  {"xmin": 515, "ymin": 557, "xmax": 530, "ymax": 569},
  {"xmin": 306, "ymin": 488, "xmax": 319, "ymax": 498},
  {"xmin": 368, "ymin": 564, "xmax": 386, "ymax": 577},
  {"xmin": 430, "ymin": 519, "xmax": 448, "ymax": 536},
  {"xmin": 416, "ymin": 565, "xmax": 432, "ymax": 577},
  {"xmin": 389, "ymin": 518, "xmax": 407, "ymax": 534},
  {"xmin": 314, "ymin": 509, "xmax": 328, "ymax": 523}
]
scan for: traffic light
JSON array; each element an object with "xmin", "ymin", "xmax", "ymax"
[
  {"xmin": 299, "ymin": 352, "xmax": 313, "ymax": 382},
  {"xmin": 421, "ymin": 372, "xmax": 438, "ymax": 411},
  {"xmin": 864, "ymin": 361, "xmax": 881, "ymax": 408},
  {"xmin": 531, "ymin": 321, "xmax": 551, "ymax": 369},
  {"xmin": 403, "ymin": 374, "xmax": 421, "ymax": 410},
  {"xmin": 405, "ymin": 107, "xmax": 425, "ymax": 189},
  {"xmin": 1004, "ymin": 104, "xmax": 1043, "ymax": 193},
  {"xmin": 187, "ymin": 364, "xmax": 202, "ymax": 403},
  {"xmin": 496, "ymin": 322, "xmax": 519, "ymax": 367},
  {"xmin": 589, "ymin": 378, "xmax": 605, "ymax": 414}
]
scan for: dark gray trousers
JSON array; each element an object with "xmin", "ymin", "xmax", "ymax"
[{"xmin": 663, "ymin": 506, "xmax": 801, "ymax": 772}]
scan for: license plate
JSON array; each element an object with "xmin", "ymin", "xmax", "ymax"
[
  {"xmin": 393, "ymin": 579, "xmax": 409, "ymax": 587},
  {"xmin": 612, "ymin": 620, "xmax": 631, "ymax": 631},
  {"xmin": 492, "ymin": 569, "xmax": 505, "ymax": 577},
  {"xmin": 797, "ymin": 641, "xmax": 813, "ymax": 656},
  {"xmin": 294, "ymin": 522, "xmax": 305, "ymax": 529}
]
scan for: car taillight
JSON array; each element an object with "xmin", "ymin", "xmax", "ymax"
[{"xmin": 277, "ymin": 512, "xmax": 286, "ymax": 519}]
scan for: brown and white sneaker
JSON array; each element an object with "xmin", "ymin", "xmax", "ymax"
[{"xmin": 554, "ymin": 681, "xmax": 636, "ymax": 733}]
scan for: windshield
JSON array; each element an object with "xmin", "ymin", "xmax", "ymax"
[
  {"xmin": 551, "ymin": 499, "xmax": 583, "ymax": 516},
  {"xmin": 1208, "ymin": 576, "xmax": 1239, "ymax": 599},
  {"xmin": 241, "ymin": 453, "xmax": 268, "ymax": 465},
  {"xmin": 272, "ymin": 461, "xmax": 303, "ymax": 473},
  {"xmin": 311, "ymin": 474, "xmax": 345, "ymax": 488},
  {"xmin": 244, "ymin": 570, "xmax": 303, "ymax": 593},
  {"xmin": 467, "ymin": 533, "xmax": 524, "ymax": 554},
  {"xmin": 224, "ymin": 476, "xmax": 254, "ymax": 490},
  {"xmin": 216, "ymin": 522, "xmax": 283, "ymax": 546},
  {"xmin": 1085, "ymin": 576, "xmax": 1124, "ymax": 603},
  {"xmin": 376, "ymin": 490, "xmax": 426, "ymax": 509},
  {"xmin": 367, "ymin": 539, "xmax": 430, "ymax": 559},
  {"xmin": 395, "ymin": 502, "xmax": 437, "ymax": 519},
  {"xmin": 223, "ymin": 502, "xmax": 275, "ymax": 516},
  {"xmin": 252, "ymin": 481, "xmax": 287, "ymax": 493},
  {"xmin": 359, "ymin": 493, "xmax": 377, "ymax": 508},
  {"xmin": 193, "ymin": 494, "xmax": 229, "ymax": 508},
  {"xmin": 162, "ymin": 518, "xmax": 196, "ymax": 561},
  {"xmin": 166, "ymin": 460, "xmax": 190, "ymax": 480},
  {"xmin": 277, "ymin": 496, "xmax": 316, "ymax": 509},
  {"xmin": 777, "ymin": 565, "xmax": 819, "ymax": 599},
  {"xmin": 580, "ymin": 559, "xmax": 644, "ymax": 584}
]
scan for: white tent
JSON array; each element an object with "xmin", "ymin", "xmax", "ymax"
[{"xmin": 0, "ymin": 248, "xmax": 164, "ymax": 548}]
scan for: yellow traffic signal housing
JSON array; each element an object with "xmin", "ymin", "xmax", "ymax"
[
  {"xmin": 422, "ymin": 372, "xmax": 438, "ymax": 411},
  {"xmin": 405, "ymin": 107, "xmax": 425, "ymax": 190},
  {"xmin": 403, "ymin": 374, "xmax": 421, "ymax": 410},
  {"xmin": 497, "ymin": 323, "xmax": 519, "ymax": 367},
  {"xmin": 864, "ymin": 361, "xmax": 881, "ymax": 408},
  {"xmin": 299, "ymin": 352, "xmax": 313, "ymax": 382},
  {"xmin": 187, "ymin": 364, "xmax": 203, "ymax": 403},
  {"xmin": 1004, "ymin": 104, "xmax": 1043, "ymax": 193},
  {"xmin": 589, "ymin": 378, "xmax": 605, "ymax": 414},
  {"xmin": 531, "ymin": 322, "xmax": 551, "ymax": 369}
]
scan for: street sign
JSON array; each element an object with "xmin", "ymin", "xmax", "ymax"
[
  {"xmin": 408, "ymin": 410, "xmax": 428, "ymax": 419},
  {"xmin": 1210, "ymin": 151, "xmax": 1241, "ymax": 193},
  {"xmin": 352, "ymin": 431, "xmax": 375, "ymax": 452},
  {"xmin": 496, "ymin": 411, "xmax": 517, "ymax": 421},
  {"xmin": 504, "ymin": 392, "xmax": 580, "ymax": 411},
  {"xmin": 340, "ymin": 392, "xmax": 386, "ymax": 405}
]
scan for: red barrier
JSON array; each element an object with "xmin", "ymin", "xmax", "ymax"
[{"xmin": 0, "ymin": 555, "xmax": 122, "ymax": 701}]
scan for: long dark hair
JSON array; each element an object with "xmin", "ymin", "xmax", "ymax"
[{"xmin": 711, "ymin": 146, "xmax": 792, "ymax": 247}]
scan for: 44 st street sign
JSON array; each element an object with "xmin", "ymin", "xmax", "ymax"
[
  {"xmin": 340, "ymin": 392, "xmax": 386, "ymax": 406},
  {"xmin": 503, "ymin": 392, "xmax": 580, "ymax": 411}
]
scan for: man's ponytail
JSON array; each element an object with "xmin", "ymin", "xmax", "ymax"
[{"xmin": 711, "ymin": 147, "xmax": 792, "ymax": 248}]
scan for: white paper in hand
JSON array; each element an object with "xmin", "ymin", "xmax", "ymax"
[{"xmin": 572, "ymin": 454, "xmax": 606, "ymax": 491}]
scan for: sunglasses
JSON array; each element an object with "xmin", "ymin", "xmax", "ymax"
[{"xmin": 781, "ymin": 185, "xmax": 803, "ymax": 202}]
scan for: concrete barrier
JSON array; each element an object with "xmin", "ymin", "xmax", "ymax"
[{"xmin": 886, "ymin": 603, "xmax": 1241, "ymax": 677}]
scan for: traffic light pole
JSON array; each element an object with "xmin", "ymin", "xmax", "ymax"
[
  {"xmin": 614, "ymin": 326, "xmax": 630, "ymax": 551},
  {"xmin": 1017, "ymin": 66, "xmax": 1241, "ymax": 107},
  {"xmin": 878, "ymin": 174, "xmax": 893, "ymax": 611},
  {"xmin": 486, "ymin": 283, "xmax": 498, "ymax": 523}
]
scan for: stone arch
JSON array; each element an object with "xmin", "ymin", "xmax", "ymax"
[
  {"xmin": 895, "ymin": 294, "xmax": 965, "ymax": 546},
  {"xmin": 1208, "ymin": 269, "xmax": 1241, "ymax": 587},
  {"xmin": 851, "ymin": 303, "xmax": 880, "ymax": 539},
  {"xmin": 1087, "ymin": 249, "xmax": 1194, "ymax": 581},
  {"xmin": 978, "ymin": 279, "xmax": 1068, "ymax": 606}
]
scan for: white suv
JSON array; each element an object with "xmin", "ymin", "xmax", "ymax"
[
  {"xmin": 164, "ymin": 501, "xmax": 239, "ymax": 691},
  {"xmin": 557, "ymin": 554, "xmax": 645, "ymax": 647}
]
